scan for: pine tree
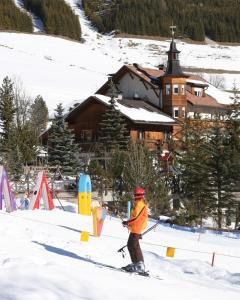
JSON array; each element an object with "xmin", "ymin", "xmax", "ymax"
[
  {"xmin": 0, "ymin": 76, "xmax": 16, "ymax": 156},
  {"xmin": 6, "ymin": 124, "xmax": 24, "ymax": 179},
  {"xmin": 204, "ymin": 116, "xmax": 235, "ymax": 228},
  {"xmin": 177, "ymin": 118, "xmax": 213, "ymax": 226},
  {"xmin": 227, "ymin": 85, "xmax": 240, "ymax": 228},
  {"xmin": 48, "ymin": 103, "xmax": 82, "ymax": 175},
  {"xmin": 30, "ymin": 95, "xmax": 48, "ymax": 137},
  {"xmin": 98, "ymin": 81, "xmax": 129, "ymax": 152}
]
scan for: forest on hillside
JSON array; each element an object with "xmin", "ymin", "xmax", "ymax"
[
  {"xmin": 82, "ymin": 0, "xmax": 240, "ymax": 42},
  {"xmin": 0, "ymin": 0, "xmax": 33, "ymax": 33},
  {"xmin": 23, "ymin": 0, "xmax": 81, "ymax": 40}
]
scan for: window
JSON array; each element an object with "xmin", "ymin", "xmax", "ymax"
[
  {"xmin": 165, "ymin": 84, "xmax": 171, "ymax": 95},
  {"xmin": 173, "ymin": 84, "xmax": 179, "ymax": 95},
  {"xmin": 194, "ymin": 88, "xmax": 202, "ymax": 97},
  {"xmin": 164, "ymin": 130, "xmax": 171, "ymax": 140},
  {"xmin": 80, "ymin": 130, "xmax": 92, "ymax": 142},
  {"xmin": 173, "ymin": 107, "xmax": 179, "ymax": 118},
  {"xmin": 137, "ymin": 129, "xmax": 145, "ymax": 140},
  {"xmin": 182, "ymin": 107, "xmax": 186, "ymax": 117},
  {"xmin": 181, "ymin": 84, "xmax": 185, "ymax": 95}
]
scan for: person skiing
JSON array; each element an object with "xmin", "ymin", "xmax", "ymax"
[{"xmin": 122, "ymin": 187, "xmax": 148, "ymax": 273}]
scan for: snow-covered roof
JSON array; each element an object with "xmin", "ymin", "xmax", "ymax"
[
  {"xmin": 94, "ymin": 94, "xmax": 177, "ymax": 124},
  {"xmin": 205, "ymin": 84, "xmax": 233, "ymax": 105},
  {"xmin": 187, "ymin": 78, "xmax": 208, "ymax": 86},
  {"xmin": 186, "ymin": 77, "xmax": 233, "ymax": 105}
]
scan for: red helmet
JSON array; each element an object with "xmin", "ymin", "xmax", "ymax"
[{"xmin": 134, "ymin": 187, "xmax": 145, "ymax": 199}]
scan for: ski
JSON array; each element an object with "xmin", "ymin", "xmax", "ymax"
[{"xmin": 97, "ymin": 264, "xmax": 162, "ymax": 280}]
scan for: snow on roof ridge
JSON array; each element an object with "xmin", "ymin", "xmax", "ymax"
[{"xmin": 94, "ymin": 94, "xmax": 176, "ymax": 123}]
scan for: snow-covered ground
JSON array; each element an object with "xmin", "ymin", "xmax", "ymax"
[
  {"xmin": 0, "ymin": 0, "xmax": 240, "ymax": 112},
  {"xmin": 0, "ymin": 200, "xmax": 240, "ymax": 300}
]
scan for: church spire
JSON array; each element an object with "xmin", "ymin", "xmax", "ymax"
[{"xmin": 165, "ymin": 25, "xmax": 185, "ymax": 76}]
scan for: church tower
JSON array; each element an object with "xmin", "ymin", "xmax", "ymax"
[{"xmin": 162, "ymin": 25, "xmax": 188, "ymax": 120}]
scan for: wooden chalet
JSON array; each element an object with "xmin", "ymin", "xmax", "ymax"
[
  {"xmin": 44, "ymin": 27, "xmax": 231, "ymax": 152},
  {"xmin": 65, "ymin": 94, "xmax": 177, "ymax": 151}
]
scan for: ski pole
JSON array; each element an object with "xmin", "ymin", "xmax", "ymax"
[{"xmin": 117, "ymin": 218, "xmax": 161, "ymax": 256}]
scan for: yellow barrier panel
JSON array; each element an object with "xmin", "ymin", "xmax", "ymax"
[
  {"xmin": 80, "ymin": 231, "xmax": 90, "ymax": 242},
  {"xmin": 78, "ymin": 192, "xmax": 91, "ymax": 216},
  {"xmin": 78, "ymin": 174, "xmax": 92, "ymax": 216},
  {"xmin": 166, "ymin": 247, "xmax": 175, "ymax": 257}
]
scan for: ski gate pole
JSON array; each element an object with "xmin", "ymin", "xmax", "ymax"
[{"xmin": 117, "ymin": 218, "xmax": 161, "ymax": 257}]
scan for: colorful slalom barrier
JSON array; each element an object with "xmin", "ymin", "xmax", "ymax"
[
  {"xmin": 28, "ymin": 171, "xmax": 54, "ymax": 210},
  {"xmin": 78, "ymin": 174, "xmax": 106, "ymax": 240},
  {"xmin": 0, "ymin": 166, "xmax": 16, "ymax": 212},
  {"xmin": 78, "ymin": 174, "xmax": 91, "ymax": 216},
  {"xmin": 92, "ymin": 206, "xmax": 106, "ymax": 237}
]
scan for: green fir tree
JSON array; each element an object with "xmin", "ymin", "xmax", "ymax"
[
  {"xmin": 99, "ymin": 81, "xmax": 129, "ymax": 152},
  {"xmin": 48, "ymin": 103, "xmax": 82, "ymax": 175},
  {"xmin": 178, "ymin": 118, "xmax": 213, "ymax": 226},
  {"xmin": 0, "ymin": 76, "xmax": 16, "ymax": 156}
]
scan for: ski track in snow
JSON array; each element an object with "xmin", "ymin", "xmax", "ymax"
[{"xmin": 0, "ymin": 203, "xmax": 240, "ymax": 300}]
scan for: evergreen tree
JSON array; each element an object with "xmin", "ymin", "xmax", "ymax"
[
  {"xmin": 0, "ymin": 77, "xmax": 40, "ymax": 174},
  {"xmin": 24, "ymin": 0, "xmax": 81, "ymax": 40},
  {"xmin": 177, "ymin": 118, "xmax": 213, "ymax": 226},
  {"xmin": 30, "ymin": 95, "xmax": 49, "ymax": 137},
  {"xmin": 227, "ymin": 85, "xmax": 240, "ymax": 228},
  {"xmin": 6, "ymin": 124, "xmax": 24, "ymax": 178},
  {"xmin": 48, "ymin": 103, "xmax": 82, "ymax": 175},
  {"xmin": 0, "ymin": 76, "xmax": 16, "ymax": 156},
  {"xmin": 204, "ymin": 116, "xmax": 235, "ymax": 228},
  {"xmin": 98, "ymin": 81, "xmax": 129, "ymax": 152},
  {"xmin": 0, "ymin": 0, "xmax": 33, "ymax": 33},
  {"xmin": 82, "ymin": 0, "xmax": 240, "ymax": 42}
]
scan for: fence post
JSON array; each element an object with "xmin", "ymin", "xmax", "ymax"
[{"xmin": 211, "ymin": 252, "xmax": 215, "ymax": 267}]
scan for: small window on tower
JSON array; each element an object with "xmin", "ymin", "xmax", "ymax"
[
  {"xmin": 173, "ymin": 107, "xmax": 179, "ymax": 118},
  {"xmin": 165, "ymin": 84, "xmax": 171, "ymax": 95},
  {"xmin": 181, "ymin": 84, "xmax": 185, "ymax": 95},
  {"xmin": 182, "ymin": 107, "xmax": 186, "ymax": 117},
  {"xmin": 173, "ymin": 84, "xmax": 179, "ymax": 95}
]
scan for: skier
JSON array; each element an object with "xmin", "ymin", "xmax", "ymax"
[
  {"xmin": 17, "ymin": 192, "xmax": 30, "ymax": 210},
  {"xmin": 122, "ymin": 187, "xmax": 148, "ymax": 273}
]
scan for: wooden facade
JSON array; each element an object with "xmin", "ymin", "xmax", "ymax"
[{"xmin": 65, "ymin": 96, "xmax": 175, "ymax": 151}]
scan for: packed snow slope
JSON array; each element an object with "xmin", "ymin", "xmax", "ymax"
[
  {"xmin": 0, "ymin": 0, "xmax": 240, "ymax": 112},
  {"xmin": 0, "ymin": 200, "xmax": 240, "ymax": 300}
]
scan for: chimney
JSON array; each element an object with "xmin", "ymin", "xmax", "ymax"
[{"xmin": 158, "ymin": 64, "xmax": 165, "ymax": 70}]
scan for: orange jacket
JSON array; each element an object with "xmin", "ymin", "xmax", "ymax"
[{"xmin": 127, "ymin": 198, "xmax": 148, "ymax": 234}]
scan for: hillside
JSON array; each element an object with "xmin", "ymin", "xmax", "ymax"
[
  {"xmin": 0, "ymin": 0, "xmax": 239, "ymax": 112},
  {"xmin": 0, "ymin": 200, "xmax": 240, "ymax": 300},
  {"xmin": 82, "ymin": 0, "xmax": 240, "ymax": 42},
  {"xmin": 1, "ymin": 0, "xmax": 81, "ymax": 40}
]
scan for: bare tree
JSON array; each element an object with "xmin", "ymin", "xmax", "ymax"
[{"xmin": 208, "ymin": 74, "xmax": 225, "ymax": 89}]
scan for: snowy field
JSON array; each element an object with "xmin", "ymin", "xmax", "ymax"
[
  {"xmin": 0, "ymin": 0, "xmax": 239, "ymax": 112},
  {"xmin": 0, "ymin": 199, "xmax": 240, "ymax": 300}
]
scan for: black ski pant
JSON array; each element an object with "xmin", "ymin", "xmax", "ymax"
[{"xmin": 127, "ymin": 232, "xmax": 144, "ymax": 263}]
